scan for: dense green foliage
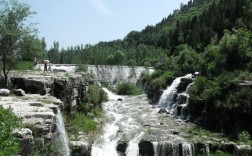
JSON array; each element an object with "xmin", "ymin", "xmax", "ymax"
[
  {"xmin": 0, "ymin": 106, "xmax": 20, "ymax": 155},
  {"xmin": 116, "ymin": 82, "xmax": 142, "ymax": 95}
]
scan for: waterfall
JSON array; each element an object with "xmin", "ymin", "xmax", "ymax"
[
  {"xmin": 55, "ymin": 108, "xmax": 70, "ymax": 156},
  {"xmin": 179, "ymin": 82, "xmax": 195, "ymax": 120},
  {"xmin": 92, "ymin": 86, "xmax": 204, "ymax": 156},
  {"xmin": 155, "ymin": 142, "xmax": 179, "ymax": 156},
  {"xmin": 155, "ymin": 142, "xmax": 196, "ymax": 156},
  {"xmin": 182, "ymin": 142, "xmax": 195, "ymax": 156},
  {"xmin": 91, "ymin": 88, "xmax": 123, "ymax": 156},
  {"xmin": 205, "ymin": 143, "xmax": 210, "ymax": 156},
  {"xmin": 91, "ymin": 88, "xmax": 145, "ymax": 156},
  {"xmin": 158, "ymin": 74, "xmax": 192, "ymax": 113},
  {"xmin": 126, "ymin": 132, "xmax": 144, "ymax": 156}
]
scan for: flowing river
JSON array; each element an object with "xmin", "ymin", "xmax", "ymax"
[{"xmin": 91, "ymin": 88, "xmax": 196, "ymax": 156}]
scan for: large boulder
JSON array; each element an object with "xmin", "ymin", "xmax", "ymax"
[
  {"xmin": 117, "ymin": 140, "xmax": 128, "ymax": 154},
  {"xmin": 71, "ymin": 141, "xmax": 91, "ymax": 156},
  {"xmin": 220, "ymin": 142, "xmax": 236, "ymax": 154},
  {"xmin": 176, "ymin": 78, "xmax": 193, "ymax": 93},
  {"xmin": 13, "ymin": 128, "xmax": 35, "ymax": 155},
  {"xmin": 234, "ymin": 144, "xmax": 252, "ymax": 156},
  {"xmin": 0, "ymin": 88, "xmax": 10, "ymax": 96},
  {"xmin": 139, "ymin": 140, "xmax": 154, "ymax": 156}
]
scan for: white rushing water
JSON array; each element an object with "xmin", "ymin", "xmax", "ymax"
[
  {"xmin": 91, "ymin": 76, "xmax": 202, "ymax": 156},
  {"xmin": 91, "ymin": 88, "xmax": 144, "ymax": 156},
  {"xmin": 34, "ymin": 64, "xmax": 154, "ymax": 84},
  {"xmin": 158, "ymin": 74, "xmax": 192, "ymax": 112},
  {"xmin": 55, "ymin": 108, "xmax": 70, "ymax": 156}
]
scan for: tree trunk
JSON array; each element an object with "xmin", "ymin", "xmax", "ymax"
[{"xmin": 3, "ymin": 54, "xmax": 8, "ymax": 87}]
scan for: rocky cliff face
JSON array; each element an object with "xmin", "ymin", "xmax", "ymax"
[
  {"xmin": 0, "ymin": 94, "xmax": 63, "ymax": 155},
  {"xmin": 10, "ymin": 71, "xmax": 89, "ymax": 112},
  {"xmin": 0, "ymin": 71, "xmax": 91, "ymax": 155}
]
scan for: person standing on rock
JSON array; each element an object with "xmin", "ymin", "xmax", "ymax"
[
  {"xmin": 44, "ymin": 60, "xmax": 49, "ymax": 72},
  {"xmin": 48, "ymin": 61, "xmax": 52, "ymax": 71}
]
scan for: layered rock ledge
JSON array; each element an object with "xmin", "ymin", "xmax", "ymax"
[{"xmin": 0, "ymin": 93, "xmax": 63, "ymax": 155}]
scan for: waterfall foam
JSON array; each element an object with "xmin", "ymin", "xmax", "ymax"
[
  {"xmin": 158, "ymin": 77, "xmax": 182, "ymax": 110},
  {"xmin": 55, "ymin": 108, "xmax": 70, "ymax": 156},
  {"xmin": 91, "ymin": 89, "xmax": 123, "ymax": 156},
  {"xmin": 91, "ymin": 89, "xmax": 146, "ymax": 156},
  {"xmin": 126, "ymin": 132, "xmax": 144, "ymax": 156},
  {"xmin": 157, "ymin": 74, "xmax": 194, "ymax": 121}
]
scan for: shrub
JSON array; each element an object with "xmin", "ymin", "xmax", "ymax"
[
  {"xmin": 0, "ymin": 106, "xmax": 21, "ymax": 155},
  {"xmin": 116, "ymin": 82, "xmax": 142, "ymax": 95},
  {"xmin": 86, "ymin": 84, "xmax": 108, "ymax": 105},
  {"xmin": 76, "ymin": 64, "xmax": 88, "ymax": 72},
  {"xmin": 238, "ymin": 131, "xmax": 251, "ymax": 144},
  {"xmin": 16, "ymin": 61, "xmax": 35, "ymax": 70},
  {"xmin": 140, "ymin": 71, "xmax": 151, "ymax": 83}
]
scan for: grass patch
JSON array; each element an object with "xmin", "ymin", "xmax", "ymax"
[
  {"xmin": 68, "ymin": 113, "xmax": 97, "ymax": 133},
  {"xmin": 181, "ymin": 125, "xmax": 227, "ymax": 143}
]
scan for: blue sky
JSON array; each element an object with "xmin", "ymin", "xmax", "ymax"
[{"xmin": 20, "ymin": 0, "xmax": 189, "ymax": 49}]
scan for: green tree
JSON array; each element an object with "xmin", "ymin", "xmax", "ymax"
[
  {"xmin": 113, "ymin": 50, "xmax": 126, "ymax": 65},
  {"xmin": 47, "ymin": 41, "xmax": 60, "ymax": 64},
  {"xmin": 19, "ymin": 35, "xmax": 46, "ymax": 62},
  {"xmin": 0, "ymin": 0, "xmax": 36, "ymax": 86}
]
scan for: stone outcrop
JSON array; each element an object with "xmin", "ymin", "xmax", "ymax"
[
  {"xmin": 139, "ymin": 140, "xmax": 154, "ymax": 155},
  {"xmin": 0, "ymin": 94, "xmax": 64, "ymax": 155},
  {"xmin": 71, "ymin": 141, "xmax": 91, "ymax": 156},
  {"xmin": 13, "ymin": 128, "xmax": 35, "ymax": 155},
  {"xmin": 10, "ymin": 71, "xmax": 89, "ymax": 111}
]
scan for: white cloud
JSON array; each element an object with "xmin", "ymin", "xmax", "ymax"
[{"xmin": 89, "ymin": 0, "xmax": 116, "ymax": 19}]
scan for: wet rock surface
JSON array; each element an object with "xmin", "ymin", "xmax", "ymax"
[{"xmin": 119, "ymin": 95, "xmax": 191, "ymax": 143}]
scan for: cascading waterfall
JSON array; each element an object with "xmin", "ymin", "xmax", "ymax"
[
  {"xmin": 154, "ymin": 141, "xmax": 197, "ymax": 156},
  {"xmin": 91, "ymin": 88, "xmax": 145, "ymax": 156},
  {"xmin": 91, "ymin": 79, "xmax": 205, "ymax": 156},
  {"xmin": 158, "ymin": 74, "xmax": 193, "ymax": 119},
  {"xmin": 155, "ymin": 142, "xmax": 179, "ymax": 156},
  {"xmin": 126, "ymin": 132, "xmax": 144, "ymax": 156},
  {"xmin": 182, "ymin": 142, "xmax": 195, "ymax": 156},
  {"xmin": 158, "ymin": 74, "xmax": 192, "ymax": 111},
  {"xmin": 178, "ymin": 82, "xmax": 195, "ymax": 120},
  {"xmin": 55, "ymin": 108, "xmax": 70, "ymax": 156}
]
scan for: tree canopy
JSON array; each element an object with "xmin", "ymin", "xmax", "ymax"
[{"xmin": 0, "ymin": 0, "xmax": 45, "ymax": 86}]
